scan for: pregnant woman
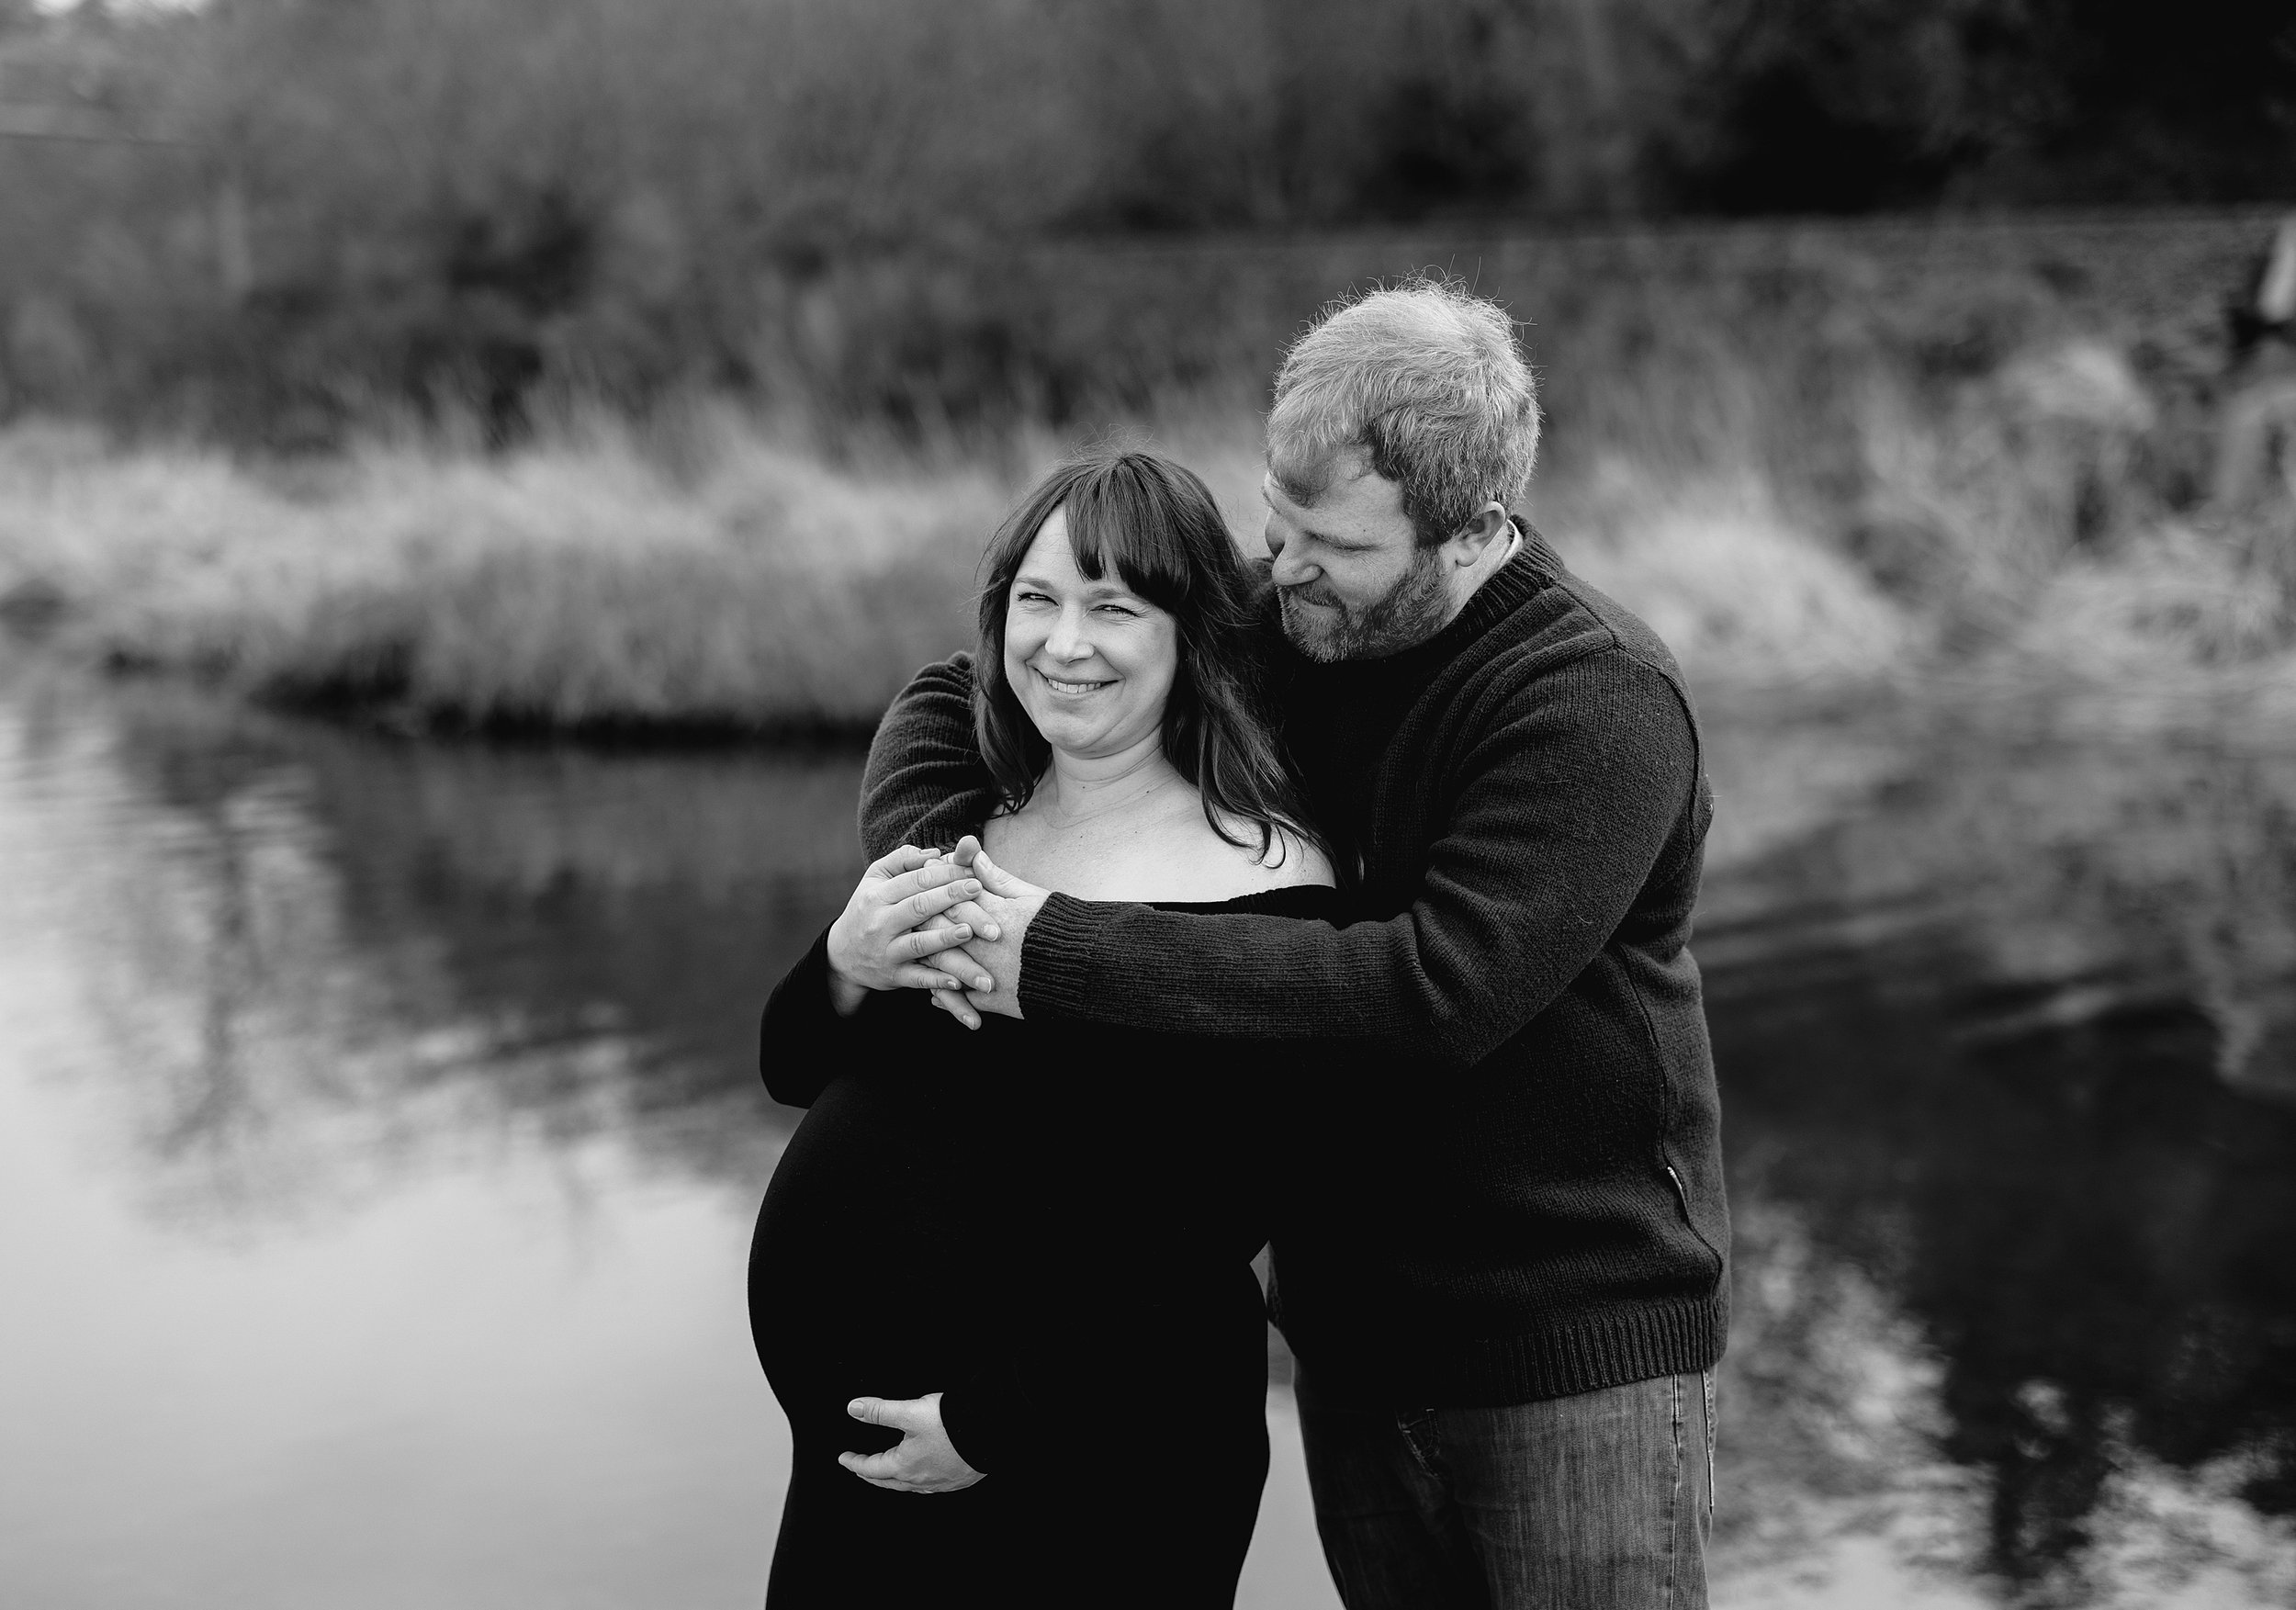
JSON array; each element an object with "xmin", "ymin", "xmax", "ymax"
[{"xmin": 749, "ymin": 446, "xmax": 1338, "ymax": 1607}]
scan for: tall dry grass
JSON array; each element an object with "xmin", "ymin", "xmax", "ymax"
[
  {"xmin": 1534, "ymin": 308, "xmax": 2296, "ymax": 703},
  {"xmin": 0, "ymin": 411, "xmax": 1007, "ymax": 732},
  {"xmin": 2, "ymin": 310, "xmax": 2291, "ymax": 736}
]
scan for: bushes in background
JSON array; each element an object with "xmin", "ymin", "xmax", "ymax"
[
  {"xmin": 2, "ymin": 1, "xmax": 2292, "ymax": 443},
  {"xmin": 0, "ymin": 415, "xmax": 1006, "ymax": 732}
]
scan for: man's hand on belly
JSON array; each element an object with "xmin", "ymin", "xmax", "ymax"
[{"xmin": 839, "ymin": 1392, "xmax": 985, "ymax": 1492}]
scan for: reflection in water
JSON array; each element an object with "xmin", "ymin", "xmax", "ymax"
[
  {"xmin": 1706, "ymin": 1185, "xmax": 1987, "ymax": 1608},
  {"xmin": 0, "ymin": 668, "xmax": 1337, "ymax": 1610},
  {"xmin": 0, "ymin": 672, "xmax": 801, "ymax": 1610},
  {"xmin": 4, "ymin": 663, "xmax": 2294, "ymax": 1606},
  {"xmin": 1703, "ymin": 692, "xmax": 2296, "ymax": 1605},
  {"xmin": 56, "ymin": 672, "xmax": 866, "ymax": 1218}
]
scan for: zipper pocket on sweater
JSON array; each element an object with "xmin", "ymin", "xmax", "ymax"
[
  {"xmin": 1664, "ymin": 1163, "xmax": 1694, "ymax": 1222},
  {"xmin": 1663, "ymin": 1162, "xmax": 1725, "ymax": 1276}
]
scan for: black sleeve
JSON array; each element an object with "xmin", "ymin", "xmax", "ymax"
[
  {"xmin": 859, "ymin": 654, "xmax": 1000, "ymax": 858},
  {"xmin": 758, "ymin": 926, "xmax": 911, "ymax": 1109},
  {"xmin": 937, "ymin": 1360, "xmax": 1038, "ymax": 1475},
  {"xmin": 1017, "ymin": 649, "xmax": 1705, "ymax": 1067}
]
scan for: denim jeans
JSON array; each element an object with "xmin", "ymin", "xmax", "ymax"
[{"xmin": 1295, "ymin": 1368, "xmax": 1716, "ymax": 1610}]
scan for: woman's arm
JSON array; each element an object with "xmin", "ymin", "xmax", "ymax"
[
  {"xmin": 757, "ymin": 847, "xmax": 992, "ymax": 1107},
  {"xmin": 756, "ymin": 928, "xmax": 851, "ymax": 1109},
  {"xmin": 934, "ymin": 1361, "xmax": 1038, "ymax": 1476}
]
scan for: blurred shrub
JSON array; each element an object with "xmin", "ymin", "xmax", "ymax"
[
  {"xmin": 6, "ymin": 353, "xmax": 2283, "ymax": 735},
  {"xmin": 0, "ymin": 413, "xmax": 1004, "ymax": 732},
  {"xmin": 1, "ymin": 2, "xmax": 2291, "ymax": 443},
  {"xmin": 2, "ymin": 0, "xmax": 2290, "ymax": 728}
]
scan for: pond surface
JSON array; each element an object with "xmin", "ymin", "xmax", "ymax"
[{"xmin": 2, "ymin": 659, "xmax": 2292, "ymax": 1608}]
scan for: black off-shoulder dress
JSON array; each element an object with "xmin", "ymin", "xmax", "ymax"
[{"xmin": 748, "ymin": 884, "xmax": 1339, "ymax": 1609}]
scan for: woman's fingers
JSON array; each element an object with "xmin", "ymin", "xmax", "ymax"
[
  {"xmin": 848, "ymin": 1395, "xmax": 932, "ymax": 1431},
  {"xmin": 874, "ymin": 860, "xmax": 961, "ymax": 897},
  {"xmin": 875, "ymin": 867, "xmax": 985, "ymax": 928},
  {"xmin": 929, "ymin": 988, "xmax": 983, "ymax": 1030},
  {"xmin": 866, "ymin": 844, "xmax": 935, "ymax": 880},
  {"xmin": 903, "ymin": 880, "xmax": 981, "ymax": 923},
  {"xmin": 838, "ymin": 1448, "xmax": 907, "ymax": 1482},
  {"xmin": 893, "ymin": 924, "xmax": 973, "ymax": 961},
  {"xmin": 874, "ymin": 861, "xmax": 974, "ymax": 909}
]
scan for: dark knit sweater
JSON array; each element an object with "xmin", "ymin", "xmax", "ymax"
[{"xmin": 859, "ymin": 531, "xmax": 1729, "ymax": 1408}]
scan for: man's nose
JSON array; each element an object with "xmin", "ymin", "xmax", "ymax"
[{"xmin": 1266, "ymin": 529, "xmax": 1319, "ymax": 588}]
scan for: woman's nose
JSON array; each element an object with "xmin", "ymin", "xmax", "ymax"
[{"xmin": 1044, "ymin": 605, "xmax": 1094, "ymax": 660}]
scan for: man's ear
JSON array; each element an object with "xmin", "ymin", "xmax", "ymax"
[{"xmin": 1444, "ymin": 502, "xmax": 1514, "ymax": 567}]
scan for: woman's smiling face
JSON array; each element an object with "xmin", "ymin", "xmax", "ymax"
[{"xmin": 1004, "ymin": 508, "xmax": 1179, "ymax": 761}]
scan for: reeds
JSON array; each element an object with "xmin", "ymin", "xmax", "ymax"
[
  {"xmin": 0, "ymin": 414, "xmax": 1008, "ymax": 733},
  {"xmin": 2, "ymin": 297, "xmax": 2290, "ymax": 736}
]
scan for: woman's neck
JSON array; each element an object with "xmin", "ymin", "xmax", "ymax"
[{"xmin": 1032, "ymin": 735, "xmax": 1183, "ymax": 829}]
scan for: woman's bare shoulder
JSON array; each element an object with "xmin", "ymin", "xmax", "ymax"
[{"xmin": 1203, "ymin": 814, "xmax": 1335, "ymax": 894}]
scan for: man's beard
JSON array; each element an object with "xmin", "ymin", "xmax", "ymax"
[{"xmin": 1278, "ymin": 546, "xmax": 1451, "ymax": 662}]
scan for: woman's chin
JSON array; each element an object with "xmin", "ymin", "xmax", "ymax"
[
  {"xmin": 1026, "ymin": 709, "xmax": 1150, "ymax": 761},
  {"xmin": 1034, "ymin": 717, "xmax": 1109, "ymax": 756}
]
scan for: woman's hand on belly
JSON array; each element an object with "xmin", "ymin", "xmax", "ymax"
[{"xmin": 838, "ymin": 1392, "xmax": 985, "ymax": 1492}]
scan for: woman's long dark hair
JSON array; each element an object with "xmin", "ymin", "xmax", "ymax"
[{"xmin": 974, "ymin": 445, "xmax": 1322, "ymax": 867}]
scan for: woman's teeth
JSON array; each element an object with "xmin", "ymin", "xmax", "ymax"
[{"xmin": 1043, "ymin": 673, "xmax": 1110, "ymax": 694}]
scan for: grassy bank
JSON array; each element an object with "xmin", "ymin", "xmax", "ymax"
[
  {"xmin": 0, "ymin": 413, "xmax": 1011, "ymax": 734},
  {"xmin": 0, "ymin": 377, "xmax": 2289, "ymax": 737},
  {"xmin": 4, "ymin": 209, "xmax": 2294, "ymax": 734}
]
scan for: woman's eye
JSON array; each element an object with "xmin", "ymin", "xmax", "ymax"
[
  {"xmin": 1014, "ymin": 591, "xmax": 1053, "ymax": 605},
  {"xmin": 1095, "ymin": 602, "xmax": 1138, "ymax": 617}
]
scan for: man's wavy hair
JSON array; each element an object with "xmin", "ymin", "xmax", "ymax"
[
  {"xmin": 1268, "ymin": 276, "xmax": 1541, "ymax": 546},
  {"xmin": 973, "ymin": 445, "xmax": 1321, "ymax": 866}
]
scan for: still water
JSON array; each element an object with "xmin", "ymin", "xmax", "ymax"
[{"xmin": 2, "ymin": 657, "xmax": 2292, "ymax": 1608}]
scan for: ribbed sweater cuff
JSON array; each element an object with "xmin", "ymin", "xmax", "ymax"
[
  {"xmin": 1287, "ymin": 1291, "xmax": 1729, "ymax": 1409},
  {"xmin": 1455, "ymin": 1294, "xmax": 1729, "ymax": 1404},
  {"xmin": 1018, "ymin": 892, "xmax": 1103, "ymax": 1022}
]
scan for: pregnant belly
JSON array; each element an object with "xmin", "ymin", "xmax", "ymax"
[
  {"xmin": 748, "ymin": 1079, "xmax": 1011, "ymax": 1421},
  {"xmin": 748, "ymin": 1074, "xmax": 1267, "ymax": 1441}
]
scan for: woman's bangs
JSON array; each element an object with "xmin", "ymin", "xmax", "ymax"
[{"xmin": 1064, "ymin": 476, "xmax": 1192, "ymax": 610}]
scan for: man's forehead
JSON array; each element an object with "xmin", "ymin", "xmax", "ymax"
[
  {"xmin": 1263, "ymin": 461, "xmax": 1404, "ymax": 526},
  {"xmin": 1262, "ymin": 449, "xmax": 1381, "ymax": 510}
]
